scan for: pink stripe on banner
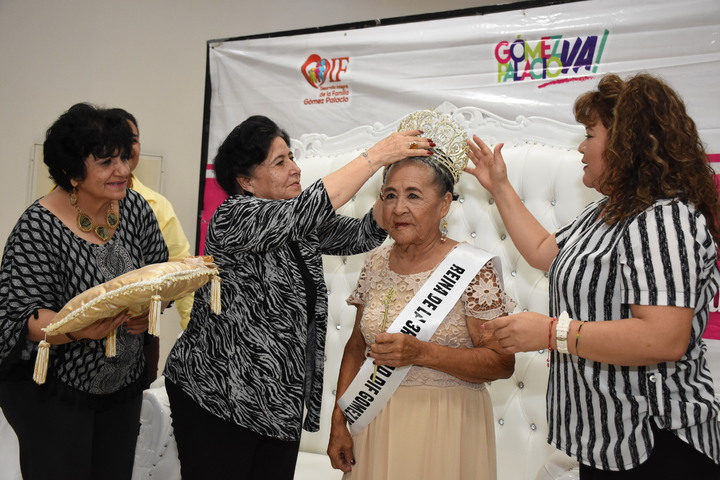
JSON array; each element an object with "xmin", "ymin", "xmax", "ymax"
[
  {"xmin": 199, "ymin": 179, "xmax": 229, "ymax": 256},
  {"xmin": 706, "ymin": 153, "xmax": 720, "ymax": 340},
  {"xmin": 706, "ymin": 315, "xmax": 720, "ymax": 340}
]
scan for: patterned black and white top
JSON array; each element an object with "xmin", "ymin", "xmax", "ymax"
[
  {"xmin": 548, "ymin": 197, "xmax": 720, "ymax": 470},
  {"xmin": 0, "ymin": 189, "xmax": 168, "ymax": 403},
  {"xmin": 164, "ymin": 179, "xmax": 386, "ymax": 442}
]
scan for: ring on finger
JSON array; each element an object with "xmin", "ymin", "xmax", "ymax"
[{"xmin": 409, "ymin": 141, "xmax": 418, "ymax": 149}]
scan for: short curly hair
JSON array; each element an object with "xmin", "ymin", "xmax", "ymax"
[
  {"xmin": 213, "ymin": 115, "xmax": 291, "ymax": 196},
  {"xmin": 574, "ymin": 73, "xmax": 720, "ymax": 242},
  {"xmin": 43, "ymin": 103, "xmax": 133, "ymax": 191}
]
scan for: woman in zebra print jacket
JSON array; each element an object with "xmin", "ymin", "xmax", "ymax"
[
  {"xmin": 163, "ymin": 115, "xmax": 433, "ymax": 480},
  {"xmin": 466, "ymin": 73, "xmax": 720, "ymax": 478}
]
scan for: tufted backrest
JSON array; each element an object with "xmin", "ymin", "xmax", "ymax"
[{"xmin": 294, "ymin": 102, "xmax": 602, "ymax": 480}]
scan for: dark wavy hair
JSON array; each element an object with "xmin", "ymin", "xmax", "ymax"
[
  {"xmin": 43, "ymin": 103, "xmax": 133, "ymax": 191},
  {"xmin": 107, "ymin": 107, "xmax": 138, "ymax": 130},
  {"xmin": 574, "ymin": 73, "xmax": 720, "ymax": 242},
  {"xmin": 213, "ymin": 115, "xmax": 291, "ymax": 196}
]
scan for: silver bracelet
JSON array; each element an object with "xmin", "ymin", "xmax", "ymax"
[{"xmin": 362, "ymin": 151, "xmax": 374, "ymax": 174}]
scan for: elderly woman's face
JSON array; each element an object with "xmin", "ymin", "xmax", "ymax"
[
  {"xmin": 380, "ymin": 161, "xmax": 451, "ymax": 246},
  {"xmin": 239, "ymin": 136, "xmax": 301, "ymax": 200},
  {"xmin": 74, "ymin": 151, "xmax": 130, "ymax": 204}
]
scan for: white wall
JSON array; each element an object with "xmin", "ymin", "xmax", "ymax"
[{"xmin": 0, "ymin": 0, "xmax": 526, "ymax": 367}]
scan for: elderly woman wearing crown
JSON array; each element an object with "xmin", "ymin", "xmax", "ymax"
[{"xmin": 328, "ymin": 110, "xmax": 516, "ymax": 480}]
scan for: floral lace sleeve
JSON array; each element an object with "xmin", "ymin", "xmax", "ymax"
[
  {"xmin": 464, "ymin": 260, "xmax": 516, "ymax": 321},
  {"xmin": 347, "ymin": 266, "xmax": 369, "ymax": 307},
  {"xmin": 347, "ymin": 248, "xmax": 382, "ymax": 307}
]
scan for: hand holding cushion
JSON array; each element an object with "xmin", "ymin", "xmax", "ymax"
[{"xmin": 33, "ymin": 257, "xmax": 221, "ymax": 384}]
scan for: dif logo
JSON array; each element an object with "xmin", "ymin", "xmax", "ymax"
[{"xmin": 301, "ymin": 54, "xmax": 349, "ymax": 88}]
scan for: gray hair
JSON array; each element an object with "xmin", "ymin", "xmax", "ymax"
[{"xmin": 382, "ymin": 156, "xmax": 456, "ymax": 199}]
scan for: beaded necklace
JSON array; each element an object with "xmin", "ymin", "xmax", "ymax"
[{"xmin": 70, "ymin": 190, "xmax": 119, "ymax": 241}]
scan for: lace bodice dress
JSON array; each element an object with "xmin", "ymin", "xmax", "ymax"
[
  {"xmin": 348, "ymin": 243, "xmax": 516, "ymax": 389},
  {"xmin": 344, "ymin": 243, "xmax": 516, "ymax": 480}
]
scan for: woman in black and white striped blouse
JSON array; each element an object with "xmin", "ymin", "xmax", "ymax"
[{"xmin": 466, "ymin": 73, "xmax": 720, "ymax": 478}]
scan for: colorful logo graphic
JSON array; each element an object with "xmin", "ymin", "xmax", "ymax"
[
  {"xmin": 301, "ymin": 54, "xmax": 350, "ymax": 88},
  {"xmin": 495, "ymin": 30, "xmax": 609, "ymax": 87}
]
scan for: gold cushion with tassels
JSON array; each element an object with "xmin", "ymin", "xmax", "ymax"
[{"xmin": 33, "ymin": 256, "xmax": 221, "ymax": 384}]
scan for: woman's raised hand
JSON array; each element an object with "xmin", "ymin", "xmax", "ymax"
[
  {"xmin": 365, "ymin": 129, "xmax": 433, "ymax": 171},
  {"xmin": 465, "ymin": 135, "xmax": 508, "ymax": 195},
  {"xmin": 323, "ymin": 129, "xmax": 434, "ymax": 210}
]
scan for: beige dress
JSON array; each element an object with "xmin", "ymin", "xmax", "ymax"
[{"xmin": 344, "ymin": 244, "xmax": 516, "ymax": 480}]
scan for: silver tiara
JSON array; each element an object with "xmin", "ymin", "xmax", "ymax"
[{"xmin": 397, "ymin": 109, "xmax": 469, "ymax": 184}]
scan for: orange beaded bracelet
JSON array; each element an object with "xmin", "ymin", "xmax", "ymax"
[{"xmin": 547, "ymin": 317, "xmax": 557, "ymax": 367}]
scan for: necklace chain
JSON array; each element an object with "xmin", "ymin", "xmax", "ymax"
[{"xmin": 70, "ymin": 190, "xmax": 120, "ymax": 241}]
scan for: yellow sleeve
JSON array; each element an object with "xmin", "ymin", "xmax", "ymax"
[{"xmin": 131, "ymin": 176, "xmax": 194, "ymax": 329}]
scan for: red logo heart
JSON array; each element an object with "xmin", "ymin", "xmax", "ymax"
[{"xmin": 301, "ymin": 54, "xmax": 330, "ymax": 88}]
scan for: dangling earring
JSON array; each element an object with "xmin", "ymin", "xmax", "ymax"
[
  {"xmin": 440, "ymin": 219, "xmax": 448, "ymax": 243},
  {"xmin": 69, "ymin": 186, "xmax": 78, "ymax": 206}
]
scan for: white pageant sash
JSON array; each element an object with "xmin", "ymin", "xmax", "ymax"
[{"xmin": 338, "ymin": 243, "xmax": 498, "ymax": 435}]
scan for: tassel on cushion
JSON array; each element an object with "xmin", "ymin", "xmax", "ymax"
[
  {"xmin": 148, "ymin": 294, "xmax": 161, "ymax": 336},
  {"xmin": 210, "ymin": 275, "xmax": 221, "ymax": 314},
  {"xmin": 105, "ymin": 328, "xmax": 117, "ymax": 357},
  {"xmin": 33, "ymin": 339, "xmax": 50, "ymax": 385}
]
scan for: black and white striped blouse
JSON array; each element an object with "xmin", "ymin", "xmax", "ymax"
[
  {"xmin": 548, "ymin": 197, "xmax": 720, "ymax": 470},
  {"xmin": 164, "ymin": 179, "xmax": 386, "ymax": 442}
]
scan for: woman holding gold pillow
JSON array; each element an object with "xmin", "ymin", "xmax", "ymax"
[
  {"xmin": 163, "ymin": 115, "xmax": 430, "ymax": 480},
  {"xmin": 0, "ymin": 103, "xmax": 168, "ymax": 479}
]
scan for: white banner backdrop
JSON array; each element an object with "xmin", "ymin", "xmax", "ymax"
[
  {"xmin": 202, "ymin": 0, "xmax": 720, "ymax": 378},
  {"xmin": 206, "ymin": 0, "xmax": 719, "ymax": 149}
]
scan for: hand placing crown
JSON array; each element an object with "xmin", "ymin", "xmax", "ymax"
[{"xmin": 397, "ymin": 109, "xmax": 470, "ymax": 184}]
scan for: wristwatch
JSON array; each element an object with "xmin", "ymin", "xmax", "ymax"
[{"xmin": 555, "ymin": 311, "xmax": 571, "ymax": 354}]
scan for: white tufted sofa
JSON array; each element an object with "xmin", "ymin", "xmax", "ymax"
[
  {"xmin": 128, "ymin": 102, "xmax": 601, "ymax": 480},
  {"xmin": 0, "ymin": 102, "xmax": 598, "ymax": 480}
]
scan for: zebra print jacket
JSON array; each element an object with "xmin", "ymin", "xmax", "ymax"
[{"xmin": 164, "ymin": 179, "xmax": 386, "ymax": 441}]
